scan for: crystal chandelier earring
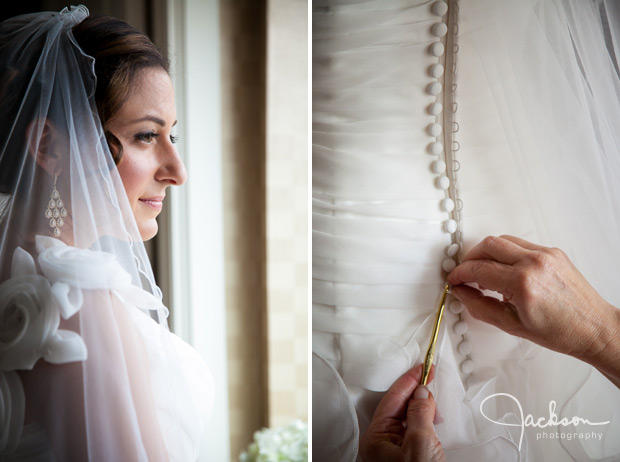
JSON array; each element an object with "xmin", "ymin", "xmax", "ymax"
[{"xmin": 45, "ymin": 174, "xmax": 68, "ymax": 237}]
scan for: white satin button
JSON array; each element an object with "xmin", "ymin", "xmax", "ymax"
[
  {"xmin": 430, "ymin": 63, "xmax": 444, "ymax": 78},
  {"xmin": 432, "ymin": 23, "xmax": 448, "ymax": 38},
  {"xmin": 442, "ymin": 258, "xmax": 456, "ymax": 272},
  {"xmin": 449, "ymin": 300, "xmax": 464, "ymax": 314},
  {"xmin": 446, "ymin": 243, "xmax": 459, "ymax": 257},
  {"xmin": 432, "ymin": 1, "xmax": 449, "ymax": 17},
  {"xmin": 433, "ymin": 160, "xmax": 446, "ymax": 174},
  {"xmin": 458, "ymin": 340, "xmax": 473, "ymax": 355},
  {"xmin": 444, "ymin": 219, "xmax": 457, "ymax": 233},
  {"xmin": 429, "ymin": 102, "xmax": 443, "ymax": 116},
  {"xmin": 441, "ymin": 197, "xmax": 455, "ymax": 212},
  {"xmin": 429, "ymin": 123, "xmax": 442, "ymax": 137},
  {"xmin": 427, "ymin": 82, "xmax": 442, "ymax": 96},
  {"xmin": 461, "ymin": 359, "xmax": 475, "ymax": 374},
  {"xmin": 429, "ymin": 141, "xmax": 443, "ymax": 155},
  {"xmin": 430, "ymin": 42, "xmax": 445, "ymax": 57},
  {"xmin": 454, "ymin": 321, "xmax": 468, "ymax": 335},
  {"xmin": 437, "ymin": 176, "xmax": 450, "ymax": 190}
]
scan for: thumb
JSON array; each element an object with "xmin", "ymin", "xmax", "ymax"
[
  {"xmin": 406, "ymin": 386, "xmax": 436, "ymax": 434},
  {"xmin": 404, "ymin": 386, "xmax": 445, "ymax": 462}
]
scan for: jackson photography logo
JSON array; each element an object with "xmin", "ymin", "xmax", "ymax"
[{"xmin": 480, "ymin": 393, "xmax": 610, "ymax": 450}]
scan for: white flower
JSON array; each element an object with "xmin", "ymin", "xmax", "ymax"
[
  {"xmin": 239, "ymin": 420, "xmax": 308, "ymax": 462},
  {"xmin": 0, "ymin": 370, "xmax": 25, "ymax": 454},
  {"xmin": 0, "ymin": 246, "xmax": 87, "ymax": 371},
  {"xmin": 36, "ymin": 235, "xmax": 131, "ymax": 290},
  {"xmin": 36, "ymin": 236, "xmax": 168, "ymax": 319},
  {"xmin": 36, "ymin": 235, "xmax": 135, "ymax": 319}
]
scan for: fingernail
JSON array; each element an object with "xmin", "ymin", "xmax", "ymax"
[{"xmin": 413, "ymin": 386, "xmax": 429, "ymax": 400}]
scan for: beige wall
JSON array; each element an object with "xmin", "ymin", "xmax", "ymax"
[
  {"xmin": 220, "ymin": 1, "xmax": 269, "ymax": 458},
  {"xmin": 265, "ymin": 0, "xmax": 308, "ymax": 428},
  {"xmin": 221, "ymin": 0, "xmax": 308, "ymax": 458}
]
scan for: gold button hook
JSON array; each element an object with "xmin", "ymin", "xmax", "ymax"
[{"xmin": 421, "ymin": 283, "xmax": 450, "ymax": 386}]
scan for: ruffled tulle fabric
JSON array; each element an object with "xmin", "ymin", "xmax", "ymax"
[{"xmin": 312, "ymin": 0, "xmax": 620, "ymax": 460}]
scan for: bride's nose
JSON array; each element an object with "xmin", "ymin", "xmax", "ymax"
[{"xmin": 156, "ymin": 139, "xmax": 187, "ymax": 185}]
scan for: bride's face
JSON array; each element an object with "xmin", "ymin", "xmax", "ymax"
[{"xmin": 107, "ymin": 67, "xmax": 186, "ymax": 241}]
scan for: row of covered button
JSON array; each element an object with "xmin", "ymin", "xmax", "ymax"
[{"xmin": 426, "ymin": 0, "xmax": 474, "ymax": 381}]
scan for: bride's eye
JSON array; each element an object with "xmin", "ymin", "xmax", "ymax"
[
  {"xmin": 135, "ymin": 131, "xmax": 159, "ymax": 144},
  {"xmin": 170, "ymin": 135, "xmax": 179, "ymax": 144}
]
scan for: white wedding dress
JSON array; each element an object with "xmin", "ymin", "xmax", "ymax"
[
  {"xmin": 1, "ymin": 237, "xmax": 213, "ymax": 461},
  {"xmin": 313, "ymin": 0, "xmax": 620, "ymax": 461}
]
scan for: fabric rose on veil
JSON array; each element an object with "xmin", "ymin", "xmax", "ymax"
[
  {"xmin": 36, "ymin": 235, "xmax": 131, "ymax": 292},
  {"xmin": 0, "ymin": 246, "xmax": 87, "ymax": 371},
  {"xmin": 35, "ymin": 235, "xmax": 165, "ymax": 316}
]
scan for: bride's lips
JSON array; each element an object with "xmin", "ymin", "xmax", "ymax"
[{"xmin": 139, "ymin": 196, "xmax": 164, "ymax": 210}]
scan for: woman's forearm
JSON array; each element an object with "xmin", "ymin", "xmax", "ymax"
[{"xmin": 576, "ymin": 302, "xmax": 620, "ymax": 389}]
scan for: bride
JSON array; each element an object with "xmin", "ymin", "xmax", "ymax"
[
  {"xmin": 0, "ymin": 6, "xmax": 212, "ymax": 460},
  {"xmin": 313, "ymin": 0, "xmax": 620, "ymax": 460}
]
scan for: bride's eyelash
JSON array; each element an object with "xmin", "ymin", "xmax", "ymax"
[
  {"xmin": 135, "ymin": 131, "xmax": 158, "ymax": 143},
  {"xmin": 135, "ymin": 131, "xmax": 179, "ymax": 144}
]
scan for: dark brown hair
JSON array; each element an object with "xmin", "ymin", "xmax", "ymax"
[
  {"xmin": 72, "ymin": 14, "xmax": 169, "ymax": 163},
  {"xmin": 0, "ymin": 12, "xmax": 167, "ymax": 194}
]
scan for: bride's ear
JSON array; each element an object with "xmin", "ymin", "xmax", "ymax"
[{"xmin": 26, "ymin": 118, "xmax": 62, "ymax": 175}]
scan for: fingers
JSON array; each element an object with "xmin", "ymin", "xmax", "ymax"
[
  {"xmin": 360, "ymin": 365, "xmax": 441, "ymax": 462},
  {"xmin": 461, "ymin": 235, "xmax": 526, "ymax": 265},
  {"xmin": 450, "ymin": 284, "xmax": 521, "ymax": 335},
  {"xmin": 447, "ymin": 258, "xmax": 514, "ymax": 296},
  {"xmin": 448, "ymin": 234, "xmax": 547, "ymax": 297},
  {"xmin": 448, "ymin": 236, "xmax": 528, "ymax": 291},
  {"xmin": 499, "ymin": 234, "xmax": 543, "ymax": 251},
  {"xmin": 371, "ymin": 364, "xmax": 434, "ymax": 425}
]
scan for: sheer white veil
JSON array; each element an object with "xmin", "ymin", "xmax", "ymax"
[
  {"xmin": 0, "ymin": 6, "xmax": 212, "ymax": 460},
  {"xmin": 463, "ymin": 0, "xmax": 620, "ymax": 300}
]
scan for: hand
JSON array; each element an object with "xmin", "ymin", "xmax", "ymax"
[
  {"xmin": 447, "ymin": 235, "xmax": 620, "ymax": 377},
  {"xmin": 359, "ymin": 364, "xmax": 446, "ymax": 462}
]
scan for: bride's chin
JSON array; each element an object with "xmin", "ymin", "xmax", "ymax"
[{"xmin": 138, "ymin": 219, "xmax": 158, "ymax": 242}]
